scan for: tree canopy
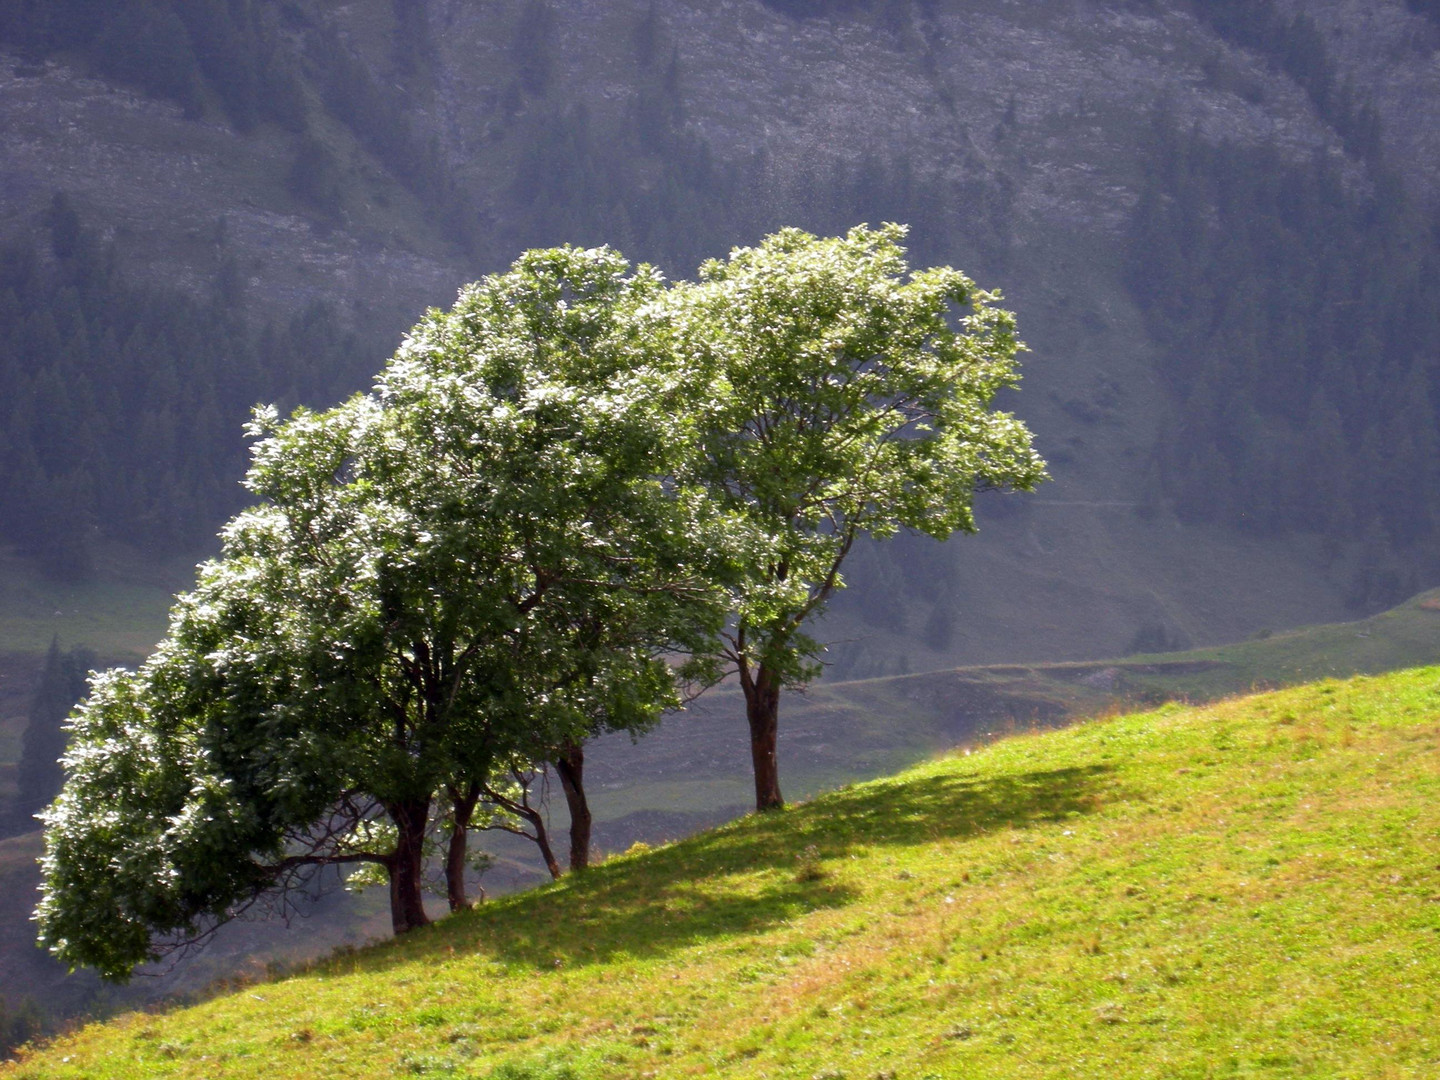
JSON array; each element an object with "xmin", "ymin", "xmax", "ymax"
[
  {"xmin": 37, "ymin": 227, "xmax": 1041, "ymax": 979},
  {"xmin": 37, "ymin": 247, "xmax": 728, "ymax": 978},
  {"xmin": 666, "ymin": 224, "xmax": 1046, "ymax": 809}
]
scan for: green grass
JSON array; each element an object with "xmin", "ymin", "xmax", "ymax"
[
  {"xmin": 869, "ymin": 585, "xmax": 1440, "ymax": 724},
  {"xmin": 573, "ymin": 587, "xmax": 1440, "ymax": 840},
  {"xmin": 1115, "ymin": 587, "xmax": 1440, "ymax": 696},
  {"xmin": 8, "ymin": 665, "xmax": 1438, "ymax": 1078}
]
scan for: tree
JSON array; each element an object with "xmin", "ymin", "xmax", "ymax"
[
  {"xmin": 665, "ymin": 224, "xmax": 1046, "ymax": 810},
  {"xmin": 92, "ymin": 1, "xmax": 204, "ymax": 118},
  {"xmin": 374, "ymin": 245, "xmax": 731, "ymax": 887},
  {"xmin": 36, "ymin": 246, "xmax": 727, "ymax": 979},
  {"xmin": 37, "ymin": 400, "xmax": 439, "ymax": 979}
]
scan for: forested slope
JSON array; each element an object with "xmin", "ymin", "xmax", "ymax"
[
  {"xmin": 2, "ymin": 0, "xmax": 1439, "ymax": 666},
  {"xmin": 4, "ymin": 1, "xmax": 1440, "ymax": 1045}
]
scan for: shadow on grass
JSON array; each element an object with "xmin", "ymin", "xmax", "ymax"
[{"xmin": 353, "ymin": 762, "xmax": 1114, "ymax": 974}]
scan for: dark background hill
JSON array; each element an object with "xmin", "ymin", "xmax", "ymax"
[
  {"xmin": 3, "ymin": 0, "xmax": 1440, "ymax": 1049},
  {"xmin": 3, "ymin": 0, "xmax": 1440, "ymax": 671}
]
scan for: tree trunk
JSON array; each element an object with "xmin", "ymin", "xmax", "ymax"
[
  {"xmin": 386, "ymin": 797, "xmax": 432, "ymax": 934},
  {"xmin": 528, "ymin": 802, "xmax": 564, "ymax": 881},
  {"xmin": 743, "ymin": 661, "xmax": 784, "ymax": 811},
  {"xmin": 485, "ymin": 777, "xmax": 564, "ymax": 880},
  {"xmin": 446, "ymin": 782, "xmax": 480, "ymax": 912},
  {"xmin": 553, "ymin": 742, "xmax": 591, "ymax": 872}
]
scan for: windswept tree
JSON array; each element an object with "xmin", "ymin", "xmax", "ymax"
[
  {"xmin": 37, "ymin": 247, "xmax": 728, "ymax": 980},
  {"xmin": 666, "ymin": 224, "xmax": 1046, "ymax": 811},
  {"xmin": 36, "ymin": 226, "xmax": 1044, "ymax": 981},
  {"xmin": 376, "ymin": 246, "xmax": 733, "ymax": 888}
]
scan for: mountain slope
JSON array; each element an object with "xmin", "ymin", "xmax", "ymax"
[
  {"xmin": 5, "ymin": 0, "xmax": 1440, "ymax": 671},
  {"xmin": 7, "ymin": 665, "xmax": 1438, "ymax": 1078}
]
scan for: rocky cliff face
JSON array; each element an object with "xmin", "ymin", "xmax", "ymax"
[
  {"xmin": 0, "ymin": 56, "xmax": 459, "ymax": 328},
  {"xmin": 2, "ymin": 0, "xmax": 1437, "ymax": 666},
  {"xmin": 1277, "ymin": 0, "xmax": 1440, "ymax": 199}
]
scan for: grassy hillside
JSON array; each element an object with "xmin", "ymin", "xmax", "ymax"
[
  {"xmin": 0, "ymin": 585, "xmax": 1434, "ymax": 1043},
  {"xmin": 0, "ymin": 543, "xmax": 192, "ymax": 809},
  {"xmin": 7, "ymin": 665, "xmax": 1437, "ymax": 1078},
  {"xmin": 575, "ymin": 585, "xmax": 1440, "ymax": 841}
]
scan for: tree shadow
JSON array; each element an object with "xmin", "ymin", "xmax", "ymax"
[{"xmin": 353, "ymin": 762, "xmax": 1115, "ymax": 973}]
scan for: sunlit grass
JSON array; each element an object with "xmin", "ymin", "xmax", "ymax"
[{"xmin": 7, "ymin": 666, "xmax": 1438, "ymax": 1078}]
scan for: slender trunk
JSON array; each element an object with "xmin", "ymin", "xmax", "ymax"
[
  {"xmin": 484, "ymin": 778, "xmax": 564, "ymax": 880},
  {"xmin": 553, "ymin": 742, "xmax": 591, "ymax": 872},
  {"xmin": 742, "ymin": 661, "xmax": 784, "ymax": 811},
  {"xmin": 528, "ymin": 802, "xmax": 563, "ymax": 881},
  {"xmin": 446, "ymin": 782, "xmax": 480, "ymax": 912},
  {"xmin": 386, "ymin": 797, "xmax": 432, "ymax": 934}
]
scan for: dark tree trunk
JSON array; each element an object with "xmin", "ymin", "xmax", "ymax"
[
  {"xmin": 527, "ymin": 801, "xmax": 563, "ymax": 881},
  {"xmin": 386, "ymin": 797, "xmax": 432, "ymax": 934},
  {"xmin": 483, "ymin": 777, "xmax": 564, "ymax": 880},
  {"xmin": 553, "ymin": 741, "xmax": 591, "ymax": 872},
  {"xmin": 446, "ymin": 782, "xmax": 480, "ymax": 912},
  {"xmin": 742, "ymin": 661, "xmax": 784, "ymax": 811}
]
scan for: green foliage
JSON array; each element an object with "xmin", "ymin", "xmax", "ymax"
[
  {"xmin": 665, "ymin": 224, "xmax": 1045, "ymax": 806},
  {"xmin": 32, "ymin": 223, "xmax": 1043, "ymax": 970},
  {"xmin": 35, "ymin": 244, "xmax": 730, "ymax": 978},
  {"xmin": 35, "ymin": 661, "xmax": 261, "ymax": 979},
  {"xmin": 680, "ymin": 221, "xmax": 1043, "ymax": 635}
]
